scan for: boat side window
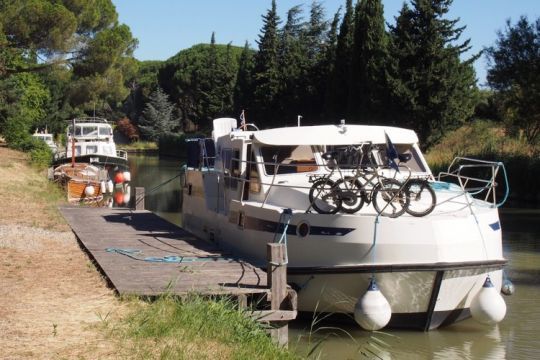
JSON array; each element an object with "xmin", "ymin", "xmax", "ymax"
[
  {"xmin": 260, "ymin": 145, "xmax": 316, "ymax": 175},
  {"xmin": 249, "ymin": 150, "xmax": 261, "ymax": 193},
  {"xmin": 222, "ymin": 148, "xmax": 241, "ymax": 189},
  {"xmin": 99, "ymin": 127, "xmax": 111, "ymax": 136},
  {"xmin": 86, "ymin": 145, "xmax": 98, "ymax": 154}
]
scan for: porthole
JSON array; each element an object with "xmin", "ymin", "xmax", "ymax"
[{"xmin": 296, "ymin": 221, "xmax": 310, "ymax": 238}]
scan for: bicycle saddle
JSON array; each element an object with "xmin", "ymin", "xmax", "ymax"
[{"xmin": 398, "ymin": 153, "xmax": 412, "ymax": 163}]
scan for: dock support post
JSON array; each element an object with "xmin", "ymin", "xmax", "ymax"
[
  {"xmin": 135, "ymin": 187, "xmax": 145, "ymax": 210},
  {"xmin": 267, "ymin": 243, "xmax": 288, "ymax": 347}
]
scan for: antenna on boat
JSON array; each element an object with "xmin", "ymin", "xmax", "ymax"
[
  {"xmin": 71, "ymin": 118, "xmax": 76, "ymax": 168},
  {"xmin": 297, "ymin": 115, "xmax": 302, "ymax": 127}
]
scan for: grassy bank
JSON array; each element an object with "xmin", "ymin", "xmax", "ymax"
[
  {"xmin": 0, "ymin": 145, "xmax": 299, "ymax": 359},
  {"xmin": 118, "ymin": 141, "xmax": 159, "ymax": 153},
  {"xmin": 103, "ymin": 295, "xmax": 299, "ymax": 359},
  {"xmin": 426, "ymin": 120, "xmax": 540, "ymax": 204}
]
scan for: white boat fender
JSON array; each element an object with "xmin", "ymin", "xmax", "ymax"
[
  {"xmin": 84, "ymin": 185, "xmax": 95, "ymax": 197},
  {"xmin": 471, "ymin": 276, "xmax": 507, "ymax": 325},
  {"xmin": 107, "ymin": 180, "xmax": 114, "ymax": 193},
  {"xmin": 354, "ymin": 278, "xmax": 392, "ymax": 331},
  {"xmin": 124, "ymin": 185, "xmax": 131, "ymax": 204},
  {"xmin": 501, "ymin": 279, "xmax": 515, "ymax": 296},
  {"xmin": 100, "ymin": 181, "xmax": 107, "ymax": 194},
  {"xmin": 123, "ymin": 171, "xmax": 131, "ymax": 182}
]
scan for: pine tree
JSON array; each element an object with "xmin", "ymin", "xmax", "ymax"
[
  {"xmin": 387, "ymin": 0, "xmax": 478, "ymax": 146},
  {"xmin": 138, "ymin": 87, "xmax": 177, "ymax": 141},
  {"xmin": 252, "ymin": 0, "xmax": 281, "ymax": 127},
  {"xmin": 348, "ymin": 0, "xmax": 388, "ymax": 123},
  {"xmin": 326, "ymin": 0, "xmax": 354, "ymax": 119}
]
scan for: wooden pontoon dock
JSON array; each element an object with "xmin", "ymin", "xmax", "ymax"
[{"xmin": 59, "ymin": 199, "xmax": 296, "ymax": 345}]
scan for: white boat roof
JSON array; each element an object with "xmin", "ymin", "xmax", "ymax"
[{"xmin": 250, "ymin": 125, "xmax": 419, "ymax": 146}]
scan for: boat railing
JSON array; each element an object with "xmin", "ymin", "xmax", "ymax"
[
  {"xmin": 436, "ymin": 157, "xmax": 509, "ymax": 207},
  {"xmin": 70, "ymin": 117, "xmax": 109, "ymax": 124}
]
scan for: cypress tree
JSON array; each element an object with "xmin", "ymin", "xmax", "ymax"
[
  {"xmin": 303, "ymin": 1, "xmax": 329, "ymax": 121},
  {"xmin": 348, "ymin": 0, "xmax": 388, "ymax": 123},
  {"xmin": 252, "ymin": 0, "xmax": 281, "ymax": 127},
  {"xmin": 387, "ymin": 0, "xmax": 478, "ymax": 146},
  {"xmin": 233, "ymin": 41, "xmax": 254, "ymax": 115},
  {"xmin": 277, "ymin": 5, "xmax": 306, "ymax": 121},
  {"xmin": 327, "ymin": 0, "xmax": 354, "ymax": 119}
]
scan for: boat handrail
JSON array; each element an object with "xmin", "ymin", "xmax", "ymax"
[
  {"xmin": 69, "ymin": 117, "xmax": 109, "ymax": 124},
  {"xmin": 437, "ymin": 157, "xmax": 509, "ymax": 207}
]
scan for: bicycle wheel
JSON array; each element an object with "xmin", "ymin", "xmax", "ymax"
[
  {"xmin": 404, "ymin": 179, "xmax": 436, "ymax": 217},
  {"xmin": 372, "ymin": 178, "xmax": 409, "ymax": 218},
  {"xmin": 308, "ymin": 179, "xmax": 342, "ymax": 214},
  {"xmin": 334, "ymin": 177, "xmax": 365, "ymax": 214}
]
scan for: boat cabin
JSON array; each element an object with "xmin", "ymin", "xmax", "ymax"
[
  {"xmin": 186, "ymin": 118, "xmax": 431, "ymax": 213},
  {"xmin": 65, "ymin": 117, "xmax": 118, "ymax": 157}
]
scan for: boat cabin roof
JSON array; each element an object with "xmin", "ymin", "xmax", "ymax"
[{"xmin": 249, "ymin": 125, "xmax": 419, "ymax": 146}]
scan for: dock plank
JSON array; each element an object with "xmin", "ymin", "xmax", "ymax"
[{"xmin": 59, "ymin": 206, "xmax": 268, "ymax": 297}]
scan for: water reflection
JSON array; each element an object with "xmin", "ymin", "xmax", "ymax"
[{"xmin": 127, "ymin": 154, "xmax": 184, "ymax": 225}]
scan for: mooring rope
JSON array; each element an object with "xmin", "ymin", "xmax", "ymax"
[{"xmin": 105, "ymin": 247, "xmax": 232, "ymax": 263}]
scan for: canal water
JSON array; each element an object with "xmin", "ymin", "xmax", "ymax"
[{"xmin": 129, "ymin": 154, "xmax": 539, "ymax": 360}]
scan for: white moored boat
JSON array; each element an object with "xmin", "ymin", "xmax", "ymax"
[{"xmin": 182, "ymin": 118, "xmax": 509, "ymax": 330}]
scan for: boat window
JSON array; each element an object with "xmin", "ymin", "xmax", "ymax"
[
  {"xmin": 249, "ymin": 150, "xmax": 261, "ymax": 193},
  {"xmin": 375, "ymin": 144, "xmax": 427, "ymax": 172},
  {"xmin": 325, "ymin": 144, "xmax": 376, "ymax": 169},
  {"xmin": 82, "ymin": 126, "xmax": 98, "ymax": 136},
  {"xmin": 260, "ymin": 145, "xmax": 317, "ymax": 175},
  {"xmin": 86, "ymin": 145, "xmax": 98, "ymax": 154},
  {"xmin": 69, "ymin": 126, "xmax": 83, "ymax": 136},
  {"xmin": 99, "ymin": 127, "xmax": 111, "ymax": 136},
  {"xmin": 222, "ymin": 148, "xmax": 241, "ymax": 189}
]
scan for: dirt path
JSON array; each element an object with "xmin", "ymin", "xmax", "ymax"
[{"xmin": 0, "ymin": 147, "xmax": 124, "ymax": 359}]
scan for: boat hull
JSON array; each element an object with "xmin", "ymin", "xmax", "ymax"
[
  {"xmin": 52, "ymin": 154, "xmax": 128, "ymax": 169},
  {"xmin": 182, "ymin": 169, "xmax": 506, "ymax": 329}
]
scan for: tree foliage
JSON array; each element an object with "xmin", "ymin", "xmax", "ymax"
[
  {"xmin": 486, "ymin": 16, "xmax": 540, "ymax": 144},
  {"xmin": 138, "ymin": 87, "xmax": 177, "ymax": 141},
  {"xmin": 158, "ymin": 42, "xmax": 243, "ymax": 132},
  {"xmin": 387, "ymin": 0, "xmax": 478, "ymax": 146},
  {"xmin": 348, "ymin": 0, "xmax": 388, "ymax": 123},
  {"xmin": 252, "ymin": 0, "xmax": 281, "ymax": 127},
  {"xmin": 0, "ymin": 0, "xmax": 137, "ymax": 150}
]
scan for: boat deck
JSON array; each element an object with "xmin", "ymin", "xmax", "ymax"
[{"xmin": 59, "ymin": 206, "xmax": 268, "ymax": 297}]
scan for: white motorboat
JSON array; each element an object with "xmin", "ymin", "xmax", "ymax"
[
  {"xmin": 51, "ymin": 117, "xmax": 131, "ymax": 204},
  {"xmin": 181, "ymin": 118, "xmax": 509, "ymax": 330},
  {"xmin": 53, "ymin": 117, "xmax": 128, "ymax": 169},
  {"xmin": 32, "ymin": 130, "xmax": 58, "ymax": 153}
]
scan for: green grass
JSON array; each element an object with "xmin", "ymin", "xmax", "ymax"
[{"xmin": 103, "ymin": 294, "xmax": 300, "ymax": 360}]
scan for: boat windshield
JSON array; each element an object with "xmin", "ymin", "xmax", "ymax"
[
  {"xmin": 69, "ymin": 125, "xmax": 111, "ymax": 136},
  {"xmin": 260, "ymin": 145, "xmax": 317, "ymax": 175},
  {"xmin": 325, "ymin": 143, "xmax": 427, "ymax": 172}
]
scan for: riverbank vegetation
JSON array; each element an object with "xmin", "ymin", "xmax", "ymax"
[{"xmin": 103, "ymin": 295, "xmax": 298, "ymax": 359}]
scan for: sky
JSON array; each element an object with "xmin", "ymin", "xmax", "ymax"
[{"xmin": 112, "ymin": 0, "xmax": 540, "ymax": 86}]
